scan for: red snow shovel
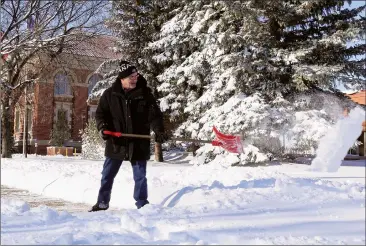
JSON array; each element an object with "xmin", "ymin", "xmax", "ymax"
[{"xmin": 103, "ymin": 126, "xmax": 243, "ymax": 154}]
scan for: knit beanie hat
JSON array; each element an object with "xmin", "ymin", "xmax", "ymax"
[{"xmin": 118, "ymin": 61, "xmax": 137, "ymax": 79}]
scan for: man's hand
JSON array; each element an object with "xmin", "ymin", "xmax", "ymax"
[
  {"xmin": 154, "ymin": 131, "xmax": 169, "ymax": 143},
  {"xmin": 99, "ymin": 129, "xmax": 109, "ymax": 140}
]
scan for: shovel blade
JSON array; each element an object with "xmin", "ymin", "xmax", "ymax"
[{"xmin": 212, "ymin": 126, "xmax": 244, "ymax": 154}]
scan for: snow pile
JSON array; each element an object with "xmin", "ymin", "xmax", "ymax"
[
  {"xmin": 311, "ymin": 106, "xmax": 365, "ymax": 172},
  {"xmin": 1, "ymin": 198, "xmax": 30, "ymax": 215}
]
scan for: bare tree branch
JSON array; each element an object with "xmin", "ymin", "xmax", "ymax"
[{"xmin": 0, "ymin": 0, "xmax": 110, "ymax": 157}]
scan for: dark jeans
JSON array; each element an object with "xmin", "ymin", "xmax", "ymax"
[{"xmin": 97, "ymin": 157, "xmax": 149, "ymax": 209}]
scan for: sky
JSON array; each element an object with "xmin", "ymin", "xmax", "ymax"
[
  {"xmin": 337, "ymin": 0, "xmax": 366, "ymax": 93},
  {"xmin": 1, "ymin": 107, "xmax": 365, "ymax": 245},
  {"xmin": 347, "ymin": 0, "xmax": 366, "ymax": 9}
]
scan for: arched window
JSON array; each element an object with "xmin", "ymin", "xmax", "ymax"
[
  {"xmin": 54, "ymin": 72, "xmax": 71, "ymax": 96},
  {"xmin": 88, "ymin": 74, "xmax": 102, "ymax": 95}
]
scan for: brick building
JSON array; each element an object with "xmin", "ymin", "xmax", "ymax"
[{"xmin": 13, "ymin": 35, "xmax": 119, "ymax": 155}]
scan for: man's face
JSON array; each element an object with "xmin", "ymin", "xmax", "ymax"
[{"xmin": 121, "ymin": 72, "xmax": 139, "ymax": 89}]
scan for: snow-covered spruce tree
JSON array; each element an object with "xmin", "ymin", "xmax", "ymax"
[
  {"xmin": 103, "ymin": 0, "xmax": 181, "ymax": 91},
  {"xmin": 240, "ymin": 0, "xmax": 365, "ymax": 96},
  {"xmin": 80, "ymin": 119, "xmax": 105, "ymax": 160},
  {"xmin": 89, "ymin": 0, "xmax": 181, "ymax": 100},
  {"xmin": 149, "ymin": 0, "xmax": 251, "ymax": 129},
  {"xmin": 150, "ymin": 0, "xmax": 365, "ymax": 165}
]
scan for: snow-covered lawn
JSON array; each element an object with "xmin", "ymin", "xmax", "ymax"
[{"xmin": 1, "ymin": 154, "xmax": 365, "ymax": 245}]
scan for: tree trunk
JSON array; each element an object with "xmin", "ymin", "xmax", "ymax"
[
  {"xmin": 1, "ymin": 92, "xmax": 14, "ymax": 158},
  {"xmin": 191, "ymin": 143, "xmax": 200, "ymax": 156},
  {"xmin": 154, "ymin": 142, "xmax": 164, "ymax": 162}
]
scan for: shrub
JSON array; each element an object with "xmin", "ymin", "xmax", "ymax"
[{"xmin": 80, "ymin": 119, "xmax": 105, "ymax": 160}]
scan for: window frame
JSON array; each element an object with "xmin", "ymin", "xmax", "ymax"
[{"xmin": 54, "ymin": 72, "xmax": 72, "ymax": 96}]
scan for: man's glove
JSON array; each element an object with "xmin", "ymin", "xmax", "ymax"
[
  {"xmin": 154, "ymin": 131, "xmax": 170, "ymax": 143},
  {"xmin": 99, "ymin": 129, "xmax": 109, "ymax": 140}
]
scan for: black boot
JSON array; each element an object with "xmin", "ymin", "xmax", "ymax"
[{"xmin": 88, "ymin": 202, "xmax": 109, "ymax": 212}]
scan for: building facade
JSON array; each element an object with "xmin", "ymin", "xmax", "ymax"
[{"xmin": 13, "ymin": 35, "xmax": 119, "ymax": 155}]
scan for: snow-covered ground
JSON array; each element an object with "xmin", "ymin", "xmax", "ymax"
[{"xmin": 1, "ymin": 153, "xmax": 365, "ymax": 245}]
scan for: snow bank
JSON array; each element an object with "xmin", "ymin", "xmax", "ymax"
[{"xmin": 1, "ymin": 155, "xmax": 365, "ymax": 245}]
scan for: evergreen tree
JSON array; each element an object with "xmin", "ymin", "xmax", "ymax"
[
  {"xmin": 89, "ymin": 0, "xmax": 181, "ymax": 101},
  {"xmin": 240, "ymin": 0, "xmax": 365, "ymax": 97},
  {"xmin": 80, "ymin": 119, "xmax": 105, "ymax": 160},
  {"xmin": 90, "ymin": 0, "xmax": 364, "ymax": 164},
  {"xmin": 49, "ymin": 109, "xmax": 71, "ymax": 147},
  {"xmin": 101, "ymin": 0, "xmax": 181, "ymax": 91},
  {"xmin": 149, "ymin": 0, "xmax": 251, "ymax": 130},
  {"xmin": 88, "ymin": 0, "xmax": 184, "ymax": 105},
  {"xmin": 152, "ymin": 0, "xmax": 364, "ymax": 115},
  {"xmin": 149, "ymin": 0, "xmax": 364, "ymax": 163}
]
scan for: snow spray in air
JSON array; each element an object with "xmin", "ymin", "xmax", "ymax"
[{"xmin": 311, "ymin": 107, "xmax": 365, "ymax": 172}]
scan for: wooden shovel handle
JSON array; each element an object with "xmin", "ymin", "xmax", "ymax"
[{"xmin": 103, "ymin": 130, "xmax": 212, "ymax": 144}]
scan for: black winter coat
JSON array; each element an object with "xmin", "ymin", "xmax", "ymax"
[{"xmin": 95, "ymin": 76, "xmax": 164, "ymax": 161}]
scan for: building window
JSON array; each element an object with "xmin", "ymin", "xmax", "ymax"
[
  {"xmin": 54, "ymin": 72, "xmax": 72, "ymax": 96},
  {"xmin": 88, "ymin": 74, "xmax": 102, "ymax": 95}
]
